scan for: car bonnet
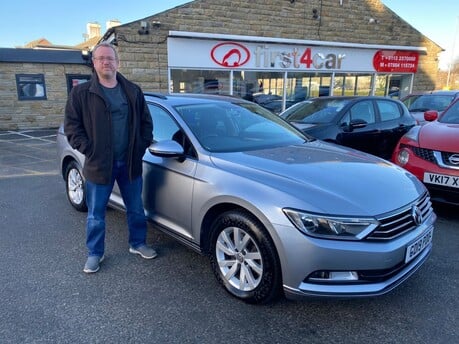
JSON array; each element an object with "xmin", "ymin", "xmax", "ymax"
[
  {"xmin": 419, "ymin": 122, "xmax": 459, "ymax": 152},
  {"xmin": 209, "ymin": 141, "xmax": 426, "ymax": 216}
]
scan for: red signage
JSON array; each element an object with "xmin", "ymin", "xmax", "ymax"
[
  {"xmin": 210, "ymin": 42, "xmax": 250, "ymax": 67},
  {"xmin": 373, "ymin": 50, "xmax": 419, "ymax": 73}
]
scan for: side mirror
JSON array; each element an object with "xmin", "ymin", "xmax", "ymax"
[
  {"xmin": 148, "ymin": 140, "xmax": 184, "ymax": 158},
  {"xmin": 424, "ymin": 110, "xmax": 438, "ymax": 122}
]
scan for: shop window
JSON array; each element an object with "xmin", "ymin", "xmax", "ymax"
[
  {"xmin": 354, "ymin": 74, "xmax": 373, "ymax": 96},
  {"xmin": 237, "ymin": 71, "xmax": 286, "ymax": 113},
  {"xmin": 66, "ymin": 74, "xmax": 91, "ymax": 94},
  {"xmin": 334, "ymin": 74, "xmax": 356, "ymax": 96},
  {"xmin": 285, "ymin": 73, "xmax": 311, "ymax": 101},
  {"xmin": 16, "ymin": 74, "xmax": 46, "ymax": 100},
  {"xmin": 170, "ymin": 69, "xmax": 230, "ymax": 95}
]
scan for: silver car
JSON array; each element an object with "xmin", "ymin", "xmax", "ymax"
[
  {"xmin": 401, "ymin": 90, "xmax": 459, "ymax": 125},
  {"xmin": 57, "ymin": 93, "xmax": 436, "ymax": 304}
]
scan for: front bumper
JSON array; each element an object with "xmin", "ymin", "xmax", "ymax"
[
  {"xmin": 274, "ymin": 211, "xmax": 436, "ymax": 300},
  {"xmin": 394, "ymin": 145, "xmax": 459, "ymax": 205}
]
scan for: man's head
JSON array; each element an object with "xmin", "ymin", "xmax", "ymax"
[{"xmin": 91, "ymin": 43, "xmax": 119, "ymax": 82}]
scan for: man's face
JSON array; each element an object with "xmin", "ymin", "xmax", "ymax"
[{"xmin": 92, "ymin": 46, "xmax": 119, "ymax": 80}]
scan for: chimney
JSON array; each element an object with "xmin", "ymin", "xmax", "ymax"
[
  {"xmin": 86, "ymin": 22, "xmax": 101, "ymax": 39},
  {"xmin": 106, "ymin": 19, "xmax": 121, "ymax": 30}
]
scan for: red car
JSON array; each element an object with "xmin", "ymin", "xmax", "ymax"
[{"xmin": 392, "ymin": 99, "xmax": 459, "ymax": 205}]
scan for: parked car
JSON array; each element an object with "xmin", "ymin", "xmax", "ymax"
[
  {"xmin": 392, "ymin": 98, "xmax": 459, "ymax": 205},
  {"xmin": 251, "ymin": 93, "xmax": 297, "ymax": 114},
  {"xmin": 58, "ymin": 93, "xmax": 435, "ymax": 304},
  {"xmin": 401, "ymin": 90, "xmax": 459, "ymax": 125},
  {"xmin": 280, "ymin": 96, "xmax": 416, "ymax": 160}
]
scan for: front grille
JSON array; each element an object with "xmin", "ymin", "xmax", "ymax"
[
  {"xmin": 405, "ymin": 144, "xmax": 436, "ymax": 163},
  {"xmin": 441, "ymin": 151, "xmax": 459, "ymax": 168},
  {"xmin": 366, "ymin": 192, "xmax": 433, "ymax": 240},
  {"xmin": 403, "ymin": 144, "xmax": 459, "ymax": 169}
]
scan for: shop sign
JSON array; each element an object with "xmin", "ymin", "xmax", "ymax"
[
  {"xmin": 253, "ymin": 45, "xmax": 346, "ymax": 70},
  {"xmin": 168, "ymin": 37, "xmax": 418, "ymax": 73},
  {"xmin": 209, "ymin": 42, "xmax": 346, "ymax": 70},
  {"xmin": 373, "ymin": 50, "xmax": 419, "ymax": 73},
  {"xmin": 210, "ymin": 42, "xmax": 251, "ymax": 67}
]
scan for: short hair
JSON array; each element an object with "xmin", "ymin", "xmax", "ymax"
[{"xmin": 92, "ymin": 42, "xmax": 119, "ymax": 61}]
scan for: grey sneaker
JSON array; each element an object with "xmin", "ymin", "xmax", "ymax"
[
  {"xmin": 129, "ymin": 245, "xmax": 158, "ymax": 259},
  {"xmin": 83, "ymin": 255, "xmax": 104, "ymax": 273}
]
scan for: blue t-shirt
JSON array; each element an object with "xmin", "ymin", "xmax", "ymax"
[{"xmin": 101, "ymin": 83, "xmax": 129, "ymax": 161}]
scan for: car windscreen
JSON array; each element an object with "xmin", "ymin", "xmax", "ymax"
[
  {"xmin": 281, "ymin": 98, "xmax": 350, "ymax": 124},
  {"xmin": 174, "ymin": 101, "xmax": 308, "ymax": 152},
  {"xmin": 406, "ymin": 94, "xmax": 454, "ymax": 112},
  {"xmin": 439, "ymin": 100, "xmax": 459, "ymax": 124}
]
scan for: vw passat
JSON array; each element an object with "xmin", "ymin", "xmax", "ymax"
[{"xmin": 57, "ymin": 93, "xmax": 436, "ymax": 304}]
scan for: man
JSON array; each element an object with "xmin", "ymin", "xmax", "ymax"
[{"xmin": 65, "ymin": 42, "xmax": 156, "ymax": 273}]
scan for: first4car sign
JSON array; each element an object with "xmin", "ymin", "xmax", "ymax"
[
  {"xmin": 252, "ymin": 45, "xmax": 346, "ymax": 70},
  {"xmin": 168, "ymin": 36, "xmax": 420, "ymax": 73},
  {"xmin": 211, "ymin": 43, "xmax": 346, "ymax": 70}
]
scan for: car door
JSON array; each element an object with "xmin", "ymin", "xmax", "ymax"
[
  {"xmin": 142, "ymin": 104, "xmax": 198, "ymax": 242},
  {"xmin": 374, "ymin": 99, "xmax": 408, "ymax": 160},
  {"xmin": 336, "ymin": 100, "xmax": 381, "ymax": 156}
]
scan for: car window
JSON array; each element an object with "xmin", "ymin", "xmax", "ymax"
[
  {"xmin": 434, "ymin": 96, "xmax": 456, "ymax": 111},
  {"xmin": 148, "ymin": 104, "xmax": 180, "ymax": 141},
  {"xmin": 401, "ymin": 95, "xmax": 421, "ymax": 109},
  {"xmin": 282, "ymin": 98, "xmax": 349, "ymax": 124},
  {"xmin": 339, "ymin": 112, "xmax": 351, "ymax": 126},
  {"xmin": 440, "ymin": 100, "xmax": 459, "ymax": 124},
  {"xmin": 348, "ymin": 100, "xmax": 376, "ymax": 124},
  {"xmin": 407, "ymin": 95, "xmax": 454, "ymax": 112},
  {"xmin": 175, "ymin": 102, "xmax": 306, "ymax": 152},
  {"xmin": 376, "ymin": 100, "xmax": 401, "ymax": 121},
  {"xmin": 148, "ymin": 104, "xmax": 196, "ymax": 157}
]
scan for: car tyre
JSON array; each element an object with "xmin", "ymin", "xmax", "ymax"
[
  {"xmin": 209, "ymin": 210, "xmax": 282, "ymax": 304},
  {"xmin": 65, "ymin": 160, "xmax": 87, "ymax": 212}
]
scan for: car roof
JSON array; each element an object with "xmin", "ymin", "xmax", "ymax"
[
  {"xmin": 307, "ymin": 95, "xmax": 396, "ymax": 101},
  {"xmin": 400, "ymin": 90, "xmax": 459, "ymax": 102},
  {"xmin": 144, "ymin": 92, "xmax": 253, "ymax": 106},
  {"xmin": 402, "ymin": 90, "xmax": 459, "ymax": 98},
  {"xmin": 294, "ymin": 96, "xmax": 400, "ymax": 105},
  {"xmin": 429, "ymin": 90, "xmax": 459, "ymax": 96}
]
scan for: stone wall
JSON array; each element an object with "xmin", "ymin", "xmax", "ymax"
[
  {"xmin": 0, "ymin": 63, "xmax": 91, "ymax": 130},
  {"xmin": 112, "ymin": 0, "xmax": 442, "ymax": 93},
  {"xmin": 0, "ymin": 0, "xmax": 442, "ymax": 130}
]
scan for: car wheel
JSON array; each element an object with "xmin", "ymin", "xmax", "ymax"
[
  {"xmin": 209, "ymin": 210, "xmax": 282, "ymax": 304},
  {"xmin": 65, "ymin": 160, "xmax": 87, "ymax": 212}
]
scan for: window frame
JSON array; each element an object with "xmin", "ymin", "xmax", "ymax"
[
  {"xmin": 16, "ymin": 74, "xmax": 47, "ymax": 101},
  {"xmin": 66, "ymin": 74, "xmax": 91, "ymax": 94}
]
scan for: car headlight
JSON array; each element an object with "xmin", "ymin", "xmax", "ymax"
[
  {"xmin": 283, "ymin": 209, "xmax": 379, "ymax": 240},
  {"xmin": 397, "ymin": 148, "xmax": 410, "ymax": 165}
]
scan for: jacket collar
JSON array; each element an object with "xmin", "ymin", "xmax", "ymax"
[{"xmin": 88, "ymin": 72, "xmax": 130, "ymax": 94}]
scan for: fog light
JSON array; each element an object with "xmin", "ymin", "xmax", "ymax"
[
  {"xmin": 397, "ymin": 149, "xmax": 410, "ymax": 165},
  {"xmin": 308, "ymin": 271, "xmax": 359, "ymax": 283}
]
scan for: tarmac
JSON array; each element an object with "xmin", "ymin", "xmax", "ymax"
[{"xmin": 0, "ymin": 129, "xmax": 59, "ymax": 178}]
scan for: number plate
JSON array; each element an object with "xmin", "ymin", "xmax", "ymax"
[
  {"xmin": 424, "ymin": 172, "xmax": 459, "ymax": 189},
  {"xmin": 405, "ymin": 229, "xmax": 433, "ymax": 263}
]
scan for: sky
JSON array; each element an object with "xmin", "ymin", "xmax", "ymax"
[{"xmin": 0, "ymin": 0, "xmax": 458, "ymax": 70}]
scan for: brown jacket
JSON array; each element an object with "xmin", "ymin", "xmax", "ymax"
[{"xmin": 64, "ymin": 72, "xmax": 153, "ymax": 184}]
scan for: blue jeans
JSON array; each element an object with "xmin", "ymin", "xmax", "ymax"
[{"xmin": 85, "ymin": 160, "xmax": 147, "ymax": 257}]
